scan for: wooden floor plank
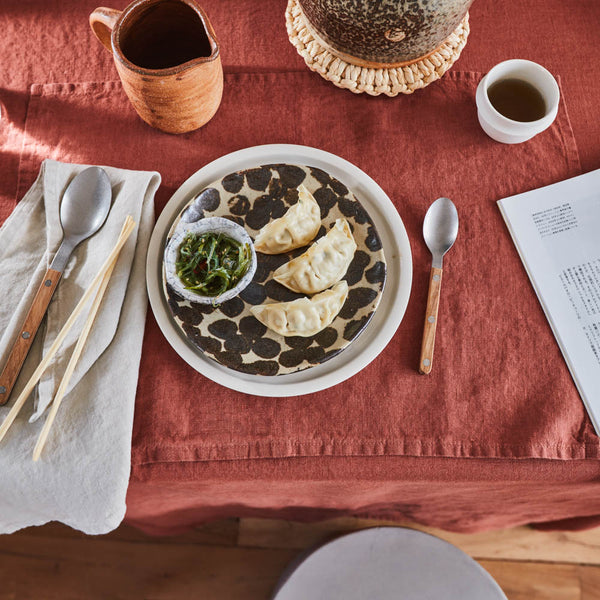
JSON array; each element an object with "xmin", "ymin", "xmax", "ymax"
[
  {"xmin": 579, "ymin": 565, "xmax": 600, "ymax": 600},
  {"xmin": 0, "ymin": 529, "xmax": 294, "ymax": 600},
  {"xmin": 480, "ymin": 561, "xmax": 584, "ymax": 600},
  {"xmin": 238, "ymin": 517, "xmax": 600, "ymax": 565}
]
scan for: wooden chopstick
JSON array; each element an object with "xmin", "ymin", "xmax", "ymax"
[
  {"xmin": 32, "ymin": 241, "xmax": 121, "ymax": 461},
  {"xmin": 0, "ymin": 216, "xmax": 136, "ymax": 444}
]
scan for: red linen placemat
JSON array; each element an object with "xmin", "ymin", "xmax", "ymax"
[{"xmin": 13, "ymin": 70, "xmax": 595, "ymax": 463}]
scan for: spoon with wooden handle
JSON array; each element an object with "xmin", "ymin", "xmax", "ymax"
[
  {"xmin": 0, "ymin": 167, "xmax": 112, "ymax": 404},
  {"xmin": 419, "ymin": 197, "xmax": 459, "ymax": 375}
]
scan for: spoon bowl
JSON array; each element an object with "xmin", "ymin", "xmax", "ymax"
[
  {"xmin": 56, "ymin": 167, "xmax": 112, "ymax": 260},
  {"xmin": 49, "ymin": 168, "xmax": 112, "ymax": 273},
  {"xmin": 423, "ymin": 197, "xmax": 459, "ymax": 268}
]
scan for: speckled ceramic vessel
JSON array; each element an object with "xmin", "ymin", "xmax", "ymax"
[
  {"xmin": 163, "ymin": 164, "xmax": 387, "ymax": 376},
  {"xmin": 164, "ymin": 217, "xmax": 257, "ymax": 304},
  {"xmin": 298, "ymin": 0, "xmax": 474, "ymax": 66}
]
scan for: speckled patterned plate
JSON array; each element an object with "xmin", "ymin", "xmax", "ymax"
[
  {"xmin": 146, "ymin": 144, "xmax": 412, "ymax": 397},
  {"xmin": 163, "ymin": 164, "xmax": 386, "ymax": 376}
]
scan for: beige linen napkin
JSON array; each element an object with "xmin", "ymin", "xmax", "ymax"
[{"xmin": 0, "ymin": 159, "xmax": 160, "ymax": 534}]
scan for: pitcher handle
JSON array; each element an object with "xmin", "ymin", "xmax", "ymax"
[{"xmin": 89, "ymin": 7, "xmax": 121, "ymax": 52}]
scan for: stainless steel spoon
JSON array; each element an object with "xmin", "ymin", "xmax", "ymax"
[
  {"xmin": 0, "ymin": 167, "xmax": 112, "ymax": 403},
  {"xmin": 419, "ymin": 197, "xmax": 459, "ymax": 375}
]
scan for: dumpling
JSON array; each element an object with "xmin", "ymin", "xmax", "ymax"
[
  {"xmin": 273, "ymin": 218, "xmax": 356, "ymax": 294},
  {"xmin": 254, "ymin": 184, "xmax": 321, "ymax": 254},
  {"xmin": 250, "ymin": 281, "xmax": 348, "ymax": 337}
]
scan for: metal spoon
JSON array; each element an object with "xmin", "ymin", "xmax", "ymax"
[
  {"xmin": 419, "ymin": 197, "xmax": 459, "ymax": 375},
  {"xmin": 0, "ymin": 167, "xmax": 112, "ymax": 403}
]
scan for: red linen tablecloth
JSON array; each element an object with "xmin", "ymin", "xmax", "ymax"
[{"xmin": 2, "ymin": 0, "xmax": 600, "ymax": 534}]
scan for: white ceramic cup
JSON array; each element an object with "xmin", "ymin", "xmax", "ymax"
[{"xmin": 475, "ymin": 59, "xmax": 560, "ymax": 144}]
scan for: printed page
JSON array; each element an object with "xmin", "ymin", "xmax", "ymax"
[{"xmin": 498, "ymin": 169, "xmax": 600, "ymax": 434}]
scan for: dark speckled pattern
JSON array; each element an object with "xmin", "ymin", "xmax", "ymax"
[
  {"xmin": 163, "ymin": 164, "xmax": 386, "ymax": 376},
  {"xmin": 300, "ymin": 0, "xmax": 473, "ymax": 63}
]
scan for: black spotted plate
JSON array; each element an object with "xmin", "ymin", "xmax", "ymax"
[{"xmin": 163, "ymin": 164, "xmax": 386, "ymax": 376}]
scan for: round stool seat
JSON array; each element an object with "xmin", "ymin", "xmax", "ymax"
[{"xmin": 272, "ymin": 527, "xmax": 507, "ymax": 599}]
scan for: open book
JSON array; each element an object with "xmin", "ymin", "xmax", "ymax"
[{"xmin": 498, "ymin": 170, "xmax": 600, "ymax": 435}]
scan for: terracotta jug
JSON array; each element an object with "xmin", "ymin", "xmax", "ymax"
[
  {"xmin": 298, "ymin": 0, "xmax": 474, "ymax": 67},
  {"xmin": 90, "ymin": 0, "xmax": 223, "ymax": 134}
]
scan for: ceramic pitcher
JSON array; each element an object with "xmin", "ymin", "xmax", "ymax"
[
  {"xmin": 298, "ymin": 0, "xmax": 474, "ymax": 66},
  {"xmin": 90, "ymin": 0, "xmax": 223, "ymax": 134}
]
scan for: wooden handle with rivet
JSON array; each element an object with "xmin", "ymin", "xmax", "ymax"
[
  {"xmin": 0, "ymin": 269, "xmax": 62, "ymax": 404},
  {"xmin": 419, "ymin": 267, "xmax": 442, "ymax": 375}
]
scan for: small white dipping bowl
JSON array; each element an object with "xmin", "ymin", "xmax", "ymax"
[
  {"xmin": 164, "ymin": 216, "xmax": 257, "ymax": 305},
  {"xmin": 476, "ymin": 59, "xmax": 560, "ymax": 144}
]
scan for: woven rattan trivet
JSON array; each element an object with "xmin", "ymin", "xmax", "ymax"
[{"xmin": 285, "ymin": 0, "xmax": 470, "ymax": 97}]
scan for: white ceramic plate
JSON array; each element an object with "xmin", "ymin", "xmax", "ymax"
[
  {"xmin": 146, "ymin": 144, "xmax": 412, "ymax": 396},
  {"xmin": 271, "ymin": 528, "xmax": 507, "ymax": 599}
]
